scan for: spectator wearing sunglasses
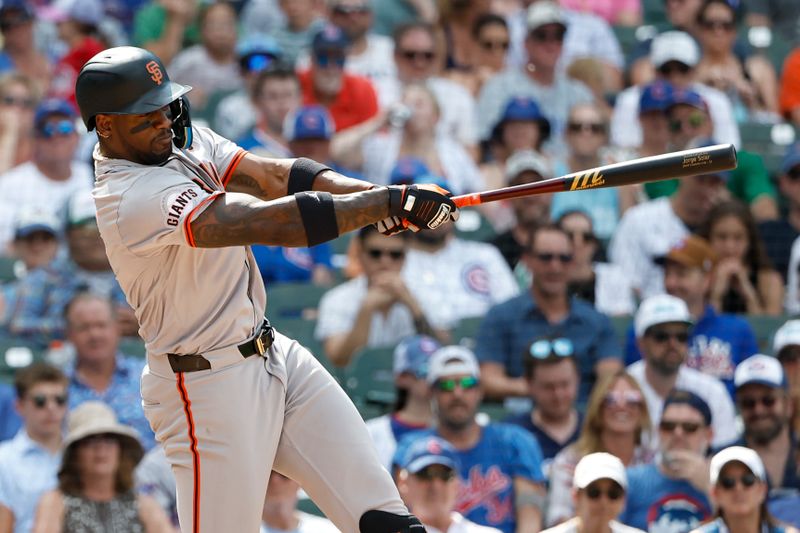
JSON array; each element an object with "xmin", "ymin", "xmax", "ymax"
[
  {"xmin": 726, "ymin": 355, "xmax": 800, "ymax": 492},
  {"xmin": 0, "ymin": 98, "xmax": 92, "ymax": 256},
  {"xmin": 773, "ymin": 320, "xmax": 800, "ymax": 436},
  {"xmin": 0, "ymin": 363, "xmax": 68, "ymax": 533},
  {"xmin": 693, "ymin": 447, "xmax": 799, "ymax": 533},
  {"xmin": 620, "ymin": 389, "xmax": 714, "ymax": 532},
  {"xmin": 477, "ymin": 1, "xmax": 594, "ymax": 153},
  {"xmin": 610, "ymin": 30, "xmax": 739, "ymax": 151},
  {"xmin": 395, "ymin": 346, "xmax": 547, "ymax": 533},
  {"xmin": 298, "ymin": 24, "xmax": 378, "ymax": 132},
  {"xmin": 213, "ymin": 34, "xmax": 284, "ymax": 142},
  {"xmin": 316, "ymin": 225, "xmax": 446, "ymax": 367},
  {"xmin": 542, "ymin": 453, "xmax": 645, "ymax": 533},
  {"xmin": 506, "ymin": 335, "xmax": 582, "ymax": 469},
  {"xmin": 556, "ymin": 210, "xmax": 635, "ymax": 316},
  {"xmin": 547, "ymin": 371, "xmax": 654, "ymax": 526},
  {"xmin": 394, "ymin": 435, "xmax": 502, "ymax": 533},
  {"xmin": 627, "ymin": 294, "xmax": 738, "ymax": 448},
  {"xmin": 694, "ymin": 0, "xmax": 779, "ymax": 123},
  {"xmin": 476, "ymin": 224, "xmax": 621, "ymax": 405},
  {"xmin": 445, "ymin": 14, "xmax": 510, "ymax": 98},
  {"xmin": 763, "ymin": 145, "xmax": 800, "ymax": 287}
]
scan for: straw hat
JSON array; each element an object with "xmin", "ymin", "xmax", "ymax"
[{"xmin": 62, "ymin": 401, "xmax": 144, "ymax": 465}]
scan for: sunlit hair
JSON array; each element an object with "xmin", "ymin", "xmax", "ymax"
[
  {"xmin": 574, "ymin": 370, "xmax": 651, "ymax": 456},
  {"xmin": 58, "ymin": 435, "xmax": 137, "ymax": 496}
]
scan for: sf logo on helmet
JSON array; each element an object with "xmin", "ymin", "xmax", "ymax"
[{"xmin": 146, "ymin": 60, "xmax": 163, "ymax": 85}]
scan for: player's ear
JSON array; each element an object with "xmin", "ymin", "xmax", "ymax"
[{"xmin": 95, "ymin": 115, "xmax": 112, "ymax": 139}]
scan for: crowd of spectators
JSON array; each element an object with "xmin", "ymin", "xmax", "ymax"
[{"xmin": 0, "ymin": 0, "xmax": 800, "ymax": 531}]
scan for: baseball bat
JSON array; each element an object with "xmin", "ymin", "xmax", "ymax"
[{"xmin": 451, "ymin": 144, "xmax": 738, "ymax": 208}]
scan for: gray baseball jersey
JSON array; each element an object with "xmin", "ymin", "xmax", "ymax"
[{"xmin": 92, "ymin": 126, "xmax": 263, "ymax": 356}]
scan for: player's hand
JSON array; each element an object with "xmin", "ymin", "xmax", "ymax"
[
  {"xmin": 387, "ymin": 184, "xmax": 459, "ymax": 232},
  {"xmin": 374, "ymin": 216, "xmax": 407, "ymax": 236}
]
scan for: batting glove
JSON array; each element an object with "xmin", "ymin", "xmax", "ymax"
[
  {"xmin": 374, "ymin": 215, "xmax": 407, "ymax": 236},
  {"xmin": 387, "ymin": 184, "xmax": 459, "ymax": 232}
]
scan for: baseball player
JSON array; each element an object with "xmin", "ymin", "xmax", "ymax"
[{"xmin": 74, "ymin": 46, "xmax": 458, "ymax": 533}]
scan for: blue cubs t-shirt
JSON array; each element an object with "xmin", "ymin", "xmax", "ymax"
[
  {"xmin": 251, "ymin": 243, "xmax": 332, "ymax": 284},
  {"xmin": 395, "ymin": 423, "xmax": 545, "ymax": 533},
  {"xmin": 620, "ymin": 463, "xmax": 712, "ymax": 533}
]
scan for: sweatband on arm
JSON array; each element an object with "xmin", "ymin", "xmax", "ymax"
[
  {"xmin": 295, "ymin": 191, "xmax": 339, "ymax": 246},
  {"xmin": 288, "ymin": 158, "xmax": 331, "ymax": 195},
  {"xmin": 515, "ymin": 489, "xmax": 547, "ymax": 512}
]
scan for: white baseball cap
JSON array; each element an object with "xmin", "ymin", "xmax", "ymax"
[
  {"xmin": 650, "ymin": 31, "xmax": 700, "ymax": 69},
  {"xmin": 526, "ymin": 0, "xmax": 566, "ymax": 31},
  {"xmin": 573, "ymin": 452, "xmax": 627, "ymax": 490},
  {"xmin": 773, "ymin": 320, "xmax": 800, "ymax": 355},
  {"xmin": 505, "ymin": 149, "xmax": 551, "ymax": 182},
  {"xmin": 634, "ymin": 294, "xmax": 693, "ymax": 338},
  {"xmin": 709, "ymin": 446, "xmax": 766, "ymax": 486},
  {"xmin": 734, "ymin": 354, "xmax": 786, "ymax": 390},
  {"xmin": 427, "ymin": 345, "xmax": 480, "ymax": 384}
]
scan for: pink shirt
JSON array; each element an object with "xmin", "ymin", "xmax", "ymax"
[{"xmin": 560, "ymin": 0, "xmax": 641, "ymax": 24}]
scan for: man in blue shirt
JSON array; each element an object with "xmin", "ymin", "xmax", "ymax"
[
  {"xmin": 476, "ymin": 224, "xmax": 622, "ymax": 405},
  {"xmin": 0, "ymin": 363, "xmax": 67, "ymax": 533},
  {"xmin": 624, "ymin": 235, "xmax": 759, "ymax": 395},
  {"xmin": 64, "ymin": 293, "xmax": 155, "ymax": 450},
  {"xmin": 621, "ymin": 389, "xmax": 713, "ymax": 533},
  {"xmin": 395, "ymin": 345, "xmax": 547, "ymax": 533}
]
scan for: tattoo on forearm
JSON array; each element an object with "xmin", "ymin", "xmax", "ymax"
[{"xmin": 228, "ymin": 173, "xmax": 270, "ymax": 199}]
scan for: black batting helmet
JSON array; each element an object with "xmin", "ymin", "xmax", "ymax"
[{"xmin": 75, "ymin": 46, "xmax": 191, "ymax": 131}]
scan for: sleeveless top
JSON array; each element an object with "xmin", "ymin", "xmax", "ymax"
[{"xmin": 62, "ymin": 491, "xmax": 143, "ymax": 533}]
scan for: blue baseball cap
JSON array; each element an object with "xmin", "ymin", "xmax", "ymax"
[
  {"xmin": 393, "ymin": 335, "xmax": 441, "ymax": 378},
  {"xmin": 781, "ymin": 143, "xmax": 800, "ymax": 175},
  {"xmin": 396, "ymin": 435, "xmax": 460, "ymax": 474},
  {"xmin": 236, "ymin": 34, "xmax": 282, "ymax": 72},
  {"xmin": 283, "ymin": 105, "xmax": 335, "ymax": 141},
  {"xmin": 34, "ymin": 98, "xmax": 76, "ymax": 131},
  {"xmin": 500, "ymin": 96, "xmax": 545, "ymax": 122},
  {"xmin": 662, "ymin": 389, "xmax": 712, "ymax": 426},
  {"xmin": 312, "ymin": 24, "xmax": 349, "ymax": 54},
  {"xmin": 0, "ymin": 0, "xmax": 33, "ymax": 19},
  {"xmin": 667, "ymin": 87, "xmax": 708, "ymax": 112},
  {"xmin": 639, "ymin": 80, "xmax": 674, "ymax": 114},
  {"xmin": 389, "ymin": 157, "xmax": 430, "ymax": 185},
  {"xmin": 14, "ymin": 208, "xmax": 59, "ymax": 240}
]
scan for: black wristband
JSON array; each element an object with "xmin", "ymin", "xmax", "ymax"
[
  {"xmin": 295, "ymin": 191, "xmax": 339, "ymax": 246},
  {"xmin": 288, "ymin": 158, "xmax": 331, "ymax": 195}
]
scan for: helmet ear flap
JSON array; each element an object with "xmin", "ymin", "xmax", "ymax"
[{"xmin": 169, "ymin": 97, "xmax": 193, "ymax": 149}]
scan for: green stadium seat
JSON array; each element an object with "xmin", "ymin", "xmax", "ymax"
[
  {"xmin": 342, "ymin": 346, "xmax": 396, "ymax": 412},
  {"xmin": 451, "ymin": 317, "xmax": 482, "ymax": 348},
  {"xmin": 0, "ymin": 257, "xmax": 19, "ymax": 284},
  {"xmin": 119, "ymin": 337, "xmax": 147, "ymax": 358},
  {"xmin": 0, "ymin": 337, "xmax": 44, "ymax": 381},
  {"xmin": 746, "ymin": 314, "xmax": 787, "ymax": 353},
  {"xmin": 267, "ymin": 282, "xmax": 328, "ymax": 319},
  {"xmin": 454, "ymin": 210, "xmax": 496, "ymax": 243}
]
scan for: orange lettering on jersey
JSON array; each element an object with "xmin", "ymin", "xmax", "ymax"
[{"xmin": 146, "ymin": 61, "xmax": 163, "ymax": 85}]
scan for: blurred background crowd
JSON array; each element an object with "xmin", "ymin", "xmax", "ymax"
[{"xmin": 0, "ymin": 0, "xmax": 799, "ymax": 531}]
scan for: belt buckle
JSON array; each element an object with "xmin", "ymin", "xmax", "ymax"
[{"xmin": 255, "ymin": 335, "xmax": 267, "ymax": 356}]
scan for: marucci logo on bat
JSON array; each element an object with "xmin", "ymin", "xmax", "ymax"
[{"xmin": 569, "ymin": 169, "xmax": 605, "ymax": 191}]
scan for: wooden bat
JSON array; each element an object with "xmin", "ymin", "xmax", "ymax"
[{"xmin": 451, "ymin": 144, "xmax": 738, "ymax": 208}]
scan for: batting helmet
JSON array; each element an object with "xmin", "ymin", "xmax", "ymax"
[{"xmin": 75, "ymin": 46, "xmax": 191, "ymax": 131}]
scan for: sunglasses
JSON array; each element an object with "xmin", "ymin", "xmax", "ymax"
[
  {"xmin": 529, "ymin": 338, "xmax": 574, "ymax": 359},
  {"xmin": 659, "ymin": 419, "xmax": 702, "ymax": 434},
  {"xmin": 701, "ymin": 19, "xmax": 735, "ymax": 31},
  {"xmin": 399, "ymin": 49, "xmax": 435, "ymax": 62},
  {"xmin": 567, "ymin": 122, "xmax": 605, "ymax": 134},
  {"xmin": 604, "ymin": 389, "xmax": 644, "ymax": 408},
  {"xmin": 1, "ymin": 94, "xmax": 34, "ymax": 109},
  {"xmin": 365, "ymin": 248, "xmax": 405, "ymax": 261},
  {"xmin": 738, "ymin": 395, "xmax": 777, "ymax": 411},
  {"xmin": 585, "ymin": 485, "xmax": 624, "ymax": 500},
  {"xmin": 530, "ymin": 28, "xmax": 566, "ymax": 43},
  {"xmin": 414, "ymin": 467, "xmax": 457, "ymax": 482},
  {"xmin": 646, "ymin": 329, "xmax": 689, "ymax": 344},
  {"xmin": 39, "ymin": 119, "xmax": 76, "ymax": 139},
  {"xmin": 532, "ymin": 252, "xmax": 573, "ymax": 264},
  {"xmin": 480, "ymin": 40, "xmax": 509, "ymax": 52},
  {"xmin": 718, "ymin": 473, "xmax": 757, "ymax": 490},
  {"xmin": 31, "ymin": 393, "xmax": 67, "ymax": 408},
  {"xmin": 669, "ymin": 112, "xmax": 705, "ymax": 132},
  {"xmin": 435, "ymin": 375, "xmax": 479, "ymax": 393},
  {"xmin": 658, "ymin": 62, "xmax": 691, "ymax": 76},
  {"xmin": 333, "ymin": 4, "xmax": 370, "ymax": 15},
  {"xmin": 315, "ymin": 54, "xmax": 346, "ymax": 68}
]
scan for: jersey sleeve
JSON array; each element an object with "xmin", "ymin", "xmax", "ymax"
[
  {"xmin": 116, "ymin": 168, "xmax": 222, "ymax": 255},
  {"xmin": 196, "ymin": 126, "xmax": 247, "ymax": 189}
]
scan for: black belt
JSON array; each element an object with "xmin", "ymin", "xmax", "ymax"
[{"xmin": 167, "ymin": 320, "xmax": 275, "ymax": 373}]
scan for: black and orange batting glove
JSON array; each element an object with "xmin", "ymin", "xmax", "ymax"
[{"xmin": 387, "ymin": 184, "xmax": 459, "ymax": 232}]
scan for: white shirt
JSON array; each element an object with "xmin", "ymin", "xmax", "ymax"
[
  {"xmin": 260, "ymin": 512, "xmax": 340, "ymax": 533},
  {"xmin": 314, "ymin": 276, "xmax": 418, "ymax": 346},
  {"xmin": 365, "ymin": 414, "xmax": 396, "ymax": 471},
  {"xmin": 0, "ymin": 160, "xmax": 93, "ymax": 250},
  {"xmin": 610, "ymin": 82, "xmax": 741, "ymax": 149},
  {"xmin": 425, "ymin": 513, "xmax": 503, "ymax": 533},
  {"xmin": 214, "ymin": 91, "xmax": 257, "ymax": 142},
  {"xmin": 404, "ymin": 238, "xmax": 519, "ymax": 329},
  {"xmin": 168, "ymin": 45, "xmax": 243, "ymax": 96},
  {"xmin": 785, "ymin": 234, "xmax": 800, "ymax": 314},
  {"xmin": 608, "ymin": 197, "xmax": 688, "ymax": 299},
  {"xmin": 541, "ymin": 517, "xmax": 645, "ymax": 533},
  {"xmin": 627, "ymin": 360, "xmax": 739, "ymax": 448}
]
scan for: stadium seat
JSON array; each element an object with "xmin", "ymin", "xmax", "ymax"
[
  {"xmin": 0, "ymin": 257, "xmax": 19, "ymax": 284},
  {"xmin": 267, "ymin": 282, "xmax": 328, "ymax": 319},
  {"xmin": 342, "ymin": 346, "xmax": 396, "ymax": 413},
  {"xmin": 119, "ymin": 337, "xmax": 146, "ymax": 358}
]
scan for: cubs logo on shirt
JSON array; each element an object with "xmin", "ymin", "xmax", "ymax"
[
  {"xmin": 461, "ymin": 264, "xmax": 490, "ymax": 297},
  {"xmin": 646, "ymin": 493, "xmax": 710, "ymax": 533}
]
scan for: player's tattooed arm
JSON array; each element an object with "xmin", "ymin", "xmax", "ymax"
[
  {"xmin": 226, "ymin": 154, "xmax": 372, "ymax": 200},
  {"xmin": 190, "ymin": 189, "xmax": 390, "ymax": 248}
]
